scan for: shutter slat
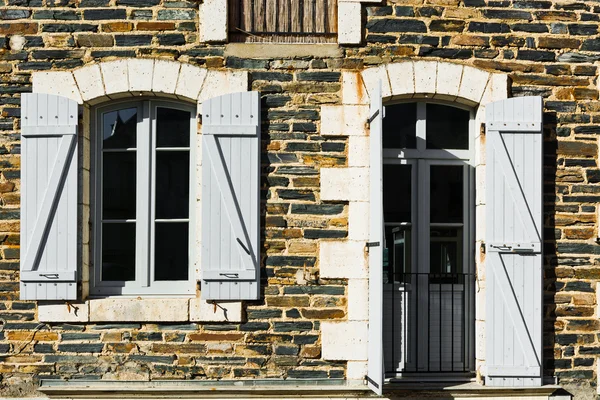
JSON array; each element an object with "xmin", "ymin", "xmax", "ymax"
[
  {"xmin": 201, "ymin": 91, "xmax": 261, "ymax": 300},
  {"xmin": 367, "ymin": 81, "xmax": 384, "ymax": 395},
  {"xmin": 20, "ymin": 93, "xmax": 78, "ymax": 301},
  {"xmin": 485, "ymin": 96, "xmax": 543, "ymax": 387}
]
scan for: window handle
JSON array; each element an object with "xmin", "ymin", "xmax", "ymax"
[{"xmin": 39, "ymin": 273, "xmax": 59, "ymax": 279}]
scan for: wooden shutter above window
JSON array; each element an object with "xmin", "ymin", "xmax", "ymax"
[
  {"xmin": 228, "ymin": 0, "xmax": 337, "ymax": 43},
  {"xmin": 200, "ymin": 91, "xmax": 261, "ymax": 301},
  {"xmin": 485, "ymin": 96, "xmax": 543, "ymax": 387},
  {"xmin": 20, "ymin": 93, "xmax": 78, "ymax": 301}
]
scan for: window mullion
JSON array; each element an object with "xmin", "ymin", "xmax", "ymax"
[
  {"xmin": 416, "ymin": 102, "xmax": 426, "ymax": 152},
  {"xmin": 136, "ymin": 101, "xmax": 151, "ymax": 288}
]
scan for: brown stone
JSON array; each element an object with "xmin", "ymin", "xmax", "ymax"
[
  {"xmin": 473, "ymin": 59, "xmax": 544, "ymax": 73},
  {"xmin": 205, "ymin": 57, "xmax": 224, "ymax": 68},
  {"xmin": 555, "ymin": 213, "xmax": 596, "ymax": 226},
  {"xmin": 535, "ymin": 11, "xmax": 577, "ymax": 21},
  {"xmin": 511, "ymin": 74, "xmax": 589, "ymax": 87},
  {"xmin": 266, "ymin": 296, "xmax": 310, "ymax": 307},
  {"xmin": 429, "ymin": 20, "xmax": 465, "ymax": 32},
  {"xmin": 554, "ymin": 292, "xmax": 572, "ymax": 304},
  {"xmin": 451, "ymin": 35, "xmax": 488, "ymax": 46},
  {"xmin": 188, "ymin": 333, "xmax": 244, "ymax": 341},
  {"xmin": 106, "ymin": 343, "xmax": 137, "ymax": 353},
  {"xmin": 572, "ymin": 293, "xmax": 596, "ymax": 306},
  {"xmin": 102, "ymin": 332, "xmax": 122, "ymax": 342},
  {"xmin": 151, "ymin": 343, "xmax": 207, "ymax": 354},
  {"xmin": 0, "ymin": 23, "xmax": 38, "ymax": 35},
  {"xmin": 292, "ymin": 177, "xmax": 319, "ymax": 187},
  {"xmin": 554, "ymin": 88, "xmax": 574, "ymax": 100},
  {"xmin": 538, "ymin": 37, "xmax": 581, "ymax": 49},
  {"xmin": 137, "ymin": 22, "xmax": 176, "ymax": 31},
  {"xmin": 0, "ymin": 182, "xmax": 15, "ymax": 193},
  {"xmin": 300, "ymin": 309, "xmax": 345, "ymax": 319},
  {"xmin": 557, "ymin": 141, "xmax": 597, "ymax": 157},
  {"xmin": 7, "ymin": 332, "xmax": 58, "ymax": 341},
  {"xmin": 17, "ymin": 364, "xmax": 54, "ymax": 374},
  {"xmin": 444, "ymin": 8, "xmax": 481, "ymax": 18},
  {"xmin": 288, "ymin": 242, "xmax": 317, "ymax": 254},
  {"xmin": 0, "ymin": 63, "xmax": 12, "ymax": 73},
  {"xmin": 556, "ymin": 170, "xmax": 584, "ymax": 183},
  {"xmin": 574, "ymin": 88, "xmax": 598, "ymax": 100},
  {"xmin": 76, "ymin": 34, "xmax": 114, "ymax": 48},
  {"xmin": 300, "ymin": 345, "xmax": 321, "ymax": 358},
  {"xmin": 563, "ymin": 228, "xmax": 595, "ymax": 240},
  {"xmin": 101, "ymin": 22, "xmax": 133, "ymax": 33},
  {"xmin": 43, "ymin": 34, "xmax": 74, "ymax": 48}
]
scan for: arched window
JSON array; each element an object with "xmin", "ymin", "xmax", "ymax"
[
  {"xmin": 382, "ymin": 101, "xmax": 476, "ymax": 376},
  {"xmin": 92, "ymin": 100, "xmax": 196, "ymax": 296}
]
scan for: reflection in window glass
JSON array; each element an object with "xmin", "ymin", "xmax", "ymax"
[
  {"xmin": 102, "ymin": 152, "xmax": 136, "ymax": 220},
  {"xmin": 430, "ymin": 165, "xmax": 463, "ymax": 224},
  {"xmin": 384, "ymin": 226, "xmax": 412, "ymax": 283},
  {"xmin": 102, "ymin": 223, "xmax": 135, "ymax": 281},
  {"xmin": 156, "ymin": 108, "xmax": 191, "ymax": 148},
  {"xmin": 383, "ymin": 103, "xmax": 417, "ymax": 149},
  {"xmin": 103, "ymin": 108, "xmax": 137, "ymax": 149},
  {"xmin": 155, "ymin": 152, "xmax": 189, "ymax": 219},
  {"xmin": 430, "ymin": 227, "xmax": 462, "ymax": 274},
  {"xmin": 383, "ymin": 164, "xmax": 411, "ymax": 223},
  {"xmin": 426, "ymin": 104, "xmax": 469, "ymax": 150},
  {"xmin": 155, "ymin": 222, "xmax": 189, "ymax": 281}
]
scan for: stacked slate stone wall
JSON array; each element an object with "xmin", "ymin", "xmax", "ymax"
[{"xmin": 0, "ymin": 0, "xmax": 598, "ymax": 397}]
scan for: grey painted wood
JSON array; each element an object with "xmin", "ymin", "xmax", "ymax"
[
  {"xmin": 201, "ymin": 92, "xmax": 260, "ymax": 300},
  {"xmin": 368, "ymin": 81, "xmax": 384, "ymax": 395},
  {"xmin": 20, "ymin": 93, "xmax": 78, "ymax": 300},
  {"xmin": 485, "ymin": 96, "xmax": 543, "ymax": 387}
]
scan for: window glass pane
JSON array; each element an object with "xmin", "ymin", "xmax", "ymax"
[
  {"xmin": 383, "ymin": 103, "xmax": 417, "ymax": 149},
  {"xmin": 155, "ymin": 222, "xmax": 189, "ymax": 281},
  {"xmin": 103, "ymin": 152, "xmax": 136, "ymax": 219},
  {"xmin": 426, "ymin": 104, "xmax": 469, "ymax": 150},
  {"xmin": 102, "ymin": 223, "xmax": 135, "ymax": 281},
  {"xmin": 156, "ymin": 108, "xmax": 191, "ymax": 148},
  {"xmin": 384, "ymin": 226, "xmax": 411, "ymax": 284},
  {"xmin": 103, "ymin": 108, "xmax": 137, "ymax": 149},
  {"xmin": 430, "ymin": 227, "xmax": 462, "ymax": 274},
  {"xmin": 156, "ymin": 151, "xmax": 189, "ymax": 219},
  {"xmin": 430, "ymin": 165, "xmax": 463, "ymax": 224},
  {"xmin": 383, "ymin": 164, "xmax": 411, "ymax": 223}
]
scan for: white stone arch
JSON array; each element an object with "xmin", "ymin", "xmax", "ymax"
[{"xmin": 318, "ymin": 60, "xmax": 509, "ymax": 380}]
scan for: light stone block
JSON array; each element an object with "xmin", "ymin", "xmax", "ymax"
[
  {"xmin": 199, "ymin": 0, "xmax": 227, "ymax": 43},
  {"xmin": 322, "ymin": 321, "xmax": 368, "ymax": 360},
  {"xmin": 189, "ymin": 299, "xmax": 243, "ymax": 322},
  {"xmin": 100, "ymin": 59, "xmax": 129, "ymax": 96},
  {"xmin": 320, "ymin": 241, "xmax": 367, "ymax": 279},
  {"xmin": 458, "ymin": 66, "xmax": 490, "ymax": 105},
  {"xmin": 342, "ymin": 71, "xmax": 369, "ymax": 105},
  {"xmin": 387, "ymin": 62, "xmax": 414, "ymax": 98},
  {"xmin": 198, "ymin": 70, "xmax": 249, "ymax": 107},
  {"xmin": 89, "ymin": 298, "xmax": 189, "ymax": 322},
  {"xmin": 337, "ymin": 2, "xmax": 362, "ymax": 45},
  {"xmin": 348, "ymin": 201, "xmax": 369, "ymax": 241},
  {"xmin": 475, "ymin": 319, "xmax": 485, "ymax": 361},
  {"xmin": 476, "ymin": 205, "xmax": 486, "ymax": 242},
  {"xmin": 152, "ymin": 60, "xmax": 181, "ymax": 94},
  {"xmin": 476, "ymin": 282, "xmax": 486, "ymax": 322},
  {"xmin": 361, "ymin": 65, "xmax": 391, "ymax": 100},
  {"xmin": 488, "ymin": 73, "xmax": 509, "ymax": 102},
  {"xmin": 348, "ymin": 136, "xmax": 369, "ymax": 167},
  {"xmin": 128, "ymin": 58, "xmax": 154, "ymax": 93},
  {"xmin": 348, "ymin": 279, "xmax": 368, "ymax": 321},
  {"xmin": 38, "ymin": 302, "xmax": 89, "ymax": 322},
  {"xmin": 321, "ymin": 167, "xmax": 369, "ymax": 201},
  {"xmin": 436, "ymin": 62, "xmax": 463, "ymax": 98},
  {"xmin": 347, "ymin": 361, "xmax": 368, "ymax": 381},
  {"xmin": 73, "ymin": 64, "xmax": 105, "ymax": 102},
  {"xmin": 413, "ymin": 61, "xmax": 437, "ymax": 95},
  {"xmin": 176, "ymin": 63, "xmax": 207, "ymax": 101},
  {"xmin": 33, "ymin": 71, "xmax": 83, "ymax": 104},
  {"xmin": 321, "ymin": 105, "xmax": 369, "ymax": 136}
]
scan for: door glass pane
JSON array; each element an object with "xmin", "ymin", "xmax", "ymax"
[
  {"xmin": 426, "ymin": 104, "xmax": 469, "ymax": 150},
  {"xmin": 155, "ymin": 151, "xmax": 189, "ymax": 219},
  {"xmin": 383, "ymin": 103, "xmax": 417, "ymax": 149},
  {"xmin": 430, "ymin": 227, "xmax": 463, "ymax": 275},
  {"xmin": 103, "ymin": 108, "xmax": 137, "ymax": 149},
  {"xmin": 102, "ymin": 223, "xmax": 135, "ymax": 281},
  {"xmin": 103, "ymin": 152, "xmax": 136, "ymax": 219},
  {"xmin": 383, "ymin": 164, "xmax": 411, "ymax": 223},
  {"xmin": 155, "ymin": 222, "xmax": 189, "ymax": 281},
  {"xmin": 156, "ymin": 108, "xmax": 191, "ymax": 148},
  {"xmin": 430, "ymin": 165, "xmax": 463, "ymax": 223}
]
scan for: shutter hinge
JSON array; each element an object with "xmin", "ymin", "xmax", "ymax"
[
  {"xmin": 366, "ymin": 375, "xmax": 379, "ymax": 389},
  {"xmin": 367, "ymin": 109, "xmax": 380, "ymax": 125},
  {"xmin": 366, "ymin": 241, "xmax": 380, "ymax": 249}
]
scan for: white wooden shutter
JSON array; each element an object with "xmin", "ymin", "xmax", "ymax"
[
  {"xmin": 367, "ymin": 81, "xmax": 384, "ymax": 395},
  {"xmin": 201, "ymin": 91, "xmax": 261, "ymax": 300},
  {"xmin": 20, "ymin": 93, "xmax": 78, "ymax": 301},
  {"xmin": 485, "ymin": 96, "xmax": 543, "ymax": 387}
]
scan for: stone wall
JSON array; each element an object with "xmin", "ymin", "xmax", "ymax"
[{"xmin": 0, "ymin": 0, "xmax": 599, "ymax": 397}]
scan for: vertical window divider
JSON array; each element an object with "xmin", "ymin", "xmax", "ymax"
[
  {"xmin": 137, "ymin": 101, "xmax": 151, "ymax": 288},
  {"xmin": 416, "ymin": 103, "xmax": 426, "ymax": 153}
]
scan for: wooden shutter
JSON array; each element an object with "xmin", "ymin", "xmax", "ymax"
[
  {"xmin": 201, "ymin": 92, "xmax": 261, "ymax": 300},
  {"xmin": 485, "ymin": 96, "xmax": 543, "ymax": 387},
  {"xmin": 367, "ymin": 81, "xmax": 384, "ymax": 395},
  {"xmin": 20, "ymin": 93, "xmax": 78, "ymax": 301}
]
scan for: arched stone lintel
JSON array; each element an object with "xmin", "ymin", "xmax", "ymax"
[{"xmin": 32, "ymin": 58, "xmax": 249, "ymax": 106}]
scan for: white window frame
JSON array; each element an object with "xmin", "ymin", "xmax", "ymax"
[
  {"xmin": 382, "ymin": 100, "xmax": 476, "ymax": 376},
  {"xmin": 91, "ymin": 99, "xmax": 197, "ymax": 297}
]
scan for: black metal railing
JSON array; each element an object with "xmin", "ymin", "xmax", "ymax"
[{"xmin": 383, "ymin": 272, "xmax": 475, "ymax": 375}]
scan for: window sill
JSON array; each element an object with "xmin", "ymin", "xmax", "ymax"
[
  {"xmin": 37, "ymin": 298, "xmax": 243, "ymax": 323},
  {"xmin": 224, "ymin": 43, "xmax": 342, "ymax": 59}
]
